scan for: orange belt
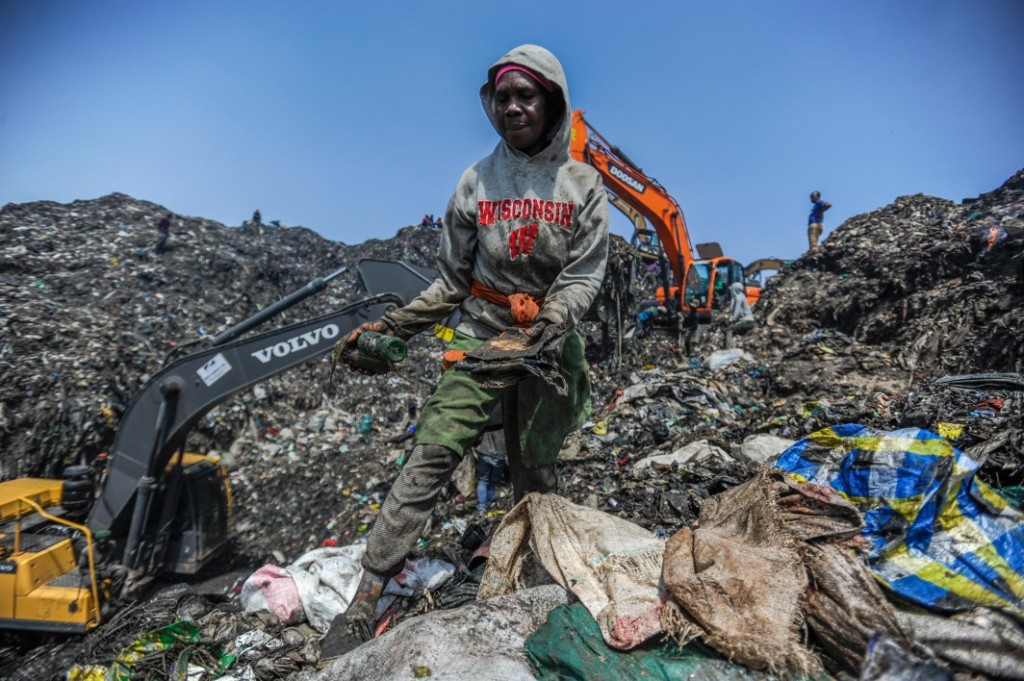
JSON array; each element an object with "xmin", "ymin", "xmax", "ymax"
[
  {"xmin": 469, "ymin": 281, "xmax": 543, "ymax": 327},
  {"xmin": 441, "ymin": 281, "xmax": 544, "ymax": 370}
]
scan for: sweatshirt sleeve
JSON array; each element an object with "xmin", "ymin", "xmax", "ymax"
[
  {"xmin": 383, "ymin": 172, "xmax": 477, "ymax": 336},
  {"xmin": 536, "ymin": 175, "xmax": 609, "ymax": 328}
]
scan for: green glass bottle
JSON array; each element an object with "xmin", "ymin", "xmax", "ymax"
[{"xmin": 357, "ymin": 331, "xmax": 407, "ymax": 364}]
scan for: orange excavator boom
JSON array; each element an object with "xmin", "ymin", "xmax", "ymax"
[
  {"xmin": 570, "ymin": 110, "xmax": 695, "ymax": 293},
  {"xmin": 571, "ymin": 109, "xmax": 753, "ymax": 320}
]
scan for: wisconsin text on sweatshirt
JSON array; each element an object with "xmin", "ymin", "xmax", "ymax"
[{"xmin": 477, "ymin": 198, "xmax": 576, "ymax": 229}]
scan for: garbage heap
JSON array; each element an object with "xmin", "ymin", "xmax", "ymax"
[
  {"xmin": 1, "ymin": 168, "xmax": 1022, "ymax": 681},
  {"xmin": 0, "ymin": 195, "xmax": 441, "ymax": 478},
  {"xmin": 750, "ymin": 168, "xmax": 1024, "ymax": 385},
  {"xmin": 739, "ymin": 167, "xmax": 1024, "ymax": 485}
]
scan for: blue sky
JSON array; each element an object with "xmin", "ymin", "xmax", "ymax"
[{"xmin": 2, "ymin": 1, "xmax": 1022, "ymax": 266}]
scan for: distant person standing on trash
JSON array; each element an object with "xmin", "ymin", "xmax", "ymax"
[
  {"xmin": 252, "ymin": 208, "xmax": 262, "ymax": 225},
  {"xmin": 334, "ymin": 43, "xmax": 609, "ymax": 649},
  {"xmin": 807, "ymin": 191, "xmax": 831, "ymax": 251},
  {"xmin": 154, "ymin": 212, "xmax": 172, "ymax": 254}
]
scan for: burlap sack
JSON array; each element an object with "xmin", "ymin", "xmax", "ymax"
[{"xmin": 479, "ymin": 492, "xmax": 666, "ymax": 650}]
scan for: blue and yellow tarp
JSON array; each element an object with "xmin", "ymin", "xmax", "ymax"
[{"xmin": 774, "ymin": 424, "xmax": 1023, "ymax": 618}]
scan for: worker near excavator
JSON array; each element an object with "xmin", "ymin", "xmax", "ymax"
[
  {"xmin": 334, "ymin": 44, "xmax": 609, "ymax": 649},
  {"xmin": 807, "ymin": 191, "xmax": 832, "ymax": 251}
]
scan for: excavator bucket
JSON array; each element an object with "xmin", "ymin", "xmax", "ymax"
[
  {"xmin": 357, "ymin": 259, "xmax": 436, "ymax": 307},
  {"xmin": 744, "ymin": 258, "xmax": 789, "ymax": 279},
  {"xmin": 356, "ymin": 258, "xmax": 460, "ymax": 338}
]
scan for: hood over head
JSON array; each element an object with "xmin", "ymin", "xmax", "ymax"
[{"xmin": 479, "ymin": 44, "xmax": 571, "ymax": 163}]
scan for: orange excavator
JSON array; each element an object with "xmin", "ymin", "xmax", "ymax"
[{"xmin": 570, "ymin": 109, "xmax": 756, "ymax": 320}]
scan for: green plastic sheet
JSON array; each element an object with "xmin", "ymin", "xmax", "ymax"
[{"xmin": 526, "ymin": 603, "xmax": 776, "ymax": 681}]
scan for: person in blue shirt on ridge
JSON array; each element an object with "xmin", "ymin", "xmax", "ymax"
[{"xmin": 807, "ymin": 191, "xmax": 832, "ymax": 251}]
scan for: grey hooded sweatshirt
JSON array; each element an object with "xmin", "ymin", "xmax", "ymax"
[{"xmin": 385, "ymin": 44, "xmax": 609, "ymax": 339}]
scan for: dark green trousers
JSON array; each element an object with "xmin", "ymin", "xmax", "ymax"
[{"xmin": 415, "ymin": 330, "xmax": 591, "ymax": 468}]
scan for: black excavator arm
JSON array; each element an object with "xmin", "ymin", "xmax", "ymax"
[
  {"xmin": 85, "ymin": 266, "xmax": 404, "ymax": 573},
  {"xmin": 0, "ymin": 262, "xmax": 440, "ymax": 632}
]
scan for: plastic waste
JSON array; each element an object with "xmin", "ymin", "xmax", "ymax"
[
  {"xmin": 859, "ymin": 634, "xmax": 952, "ymax": 681},
  {"xmin": 357, "ymin": 331, "xmax": 407, "ymax": 363},
  {"xmin": 702, "ymin": 348, "xmax": 752, "ymax": 371},
  {"xmin": 775, "ymin": 424, "xmax": 1024, "ymax": 617},
  {"xmin": 338, "ymin": 332, "xmax": 407, "ymax": 374}
]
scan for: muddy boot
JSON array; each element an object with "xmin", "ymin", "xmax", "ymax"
[{"xmin": 321, "ymin": 569, "xmax": 387, "ymax": 658}]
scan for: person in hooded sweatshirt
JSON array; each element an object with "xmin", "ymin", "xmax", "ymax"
[{"xmin": 333, "ymin": 44, "xmax": 609, "ymax": 647}]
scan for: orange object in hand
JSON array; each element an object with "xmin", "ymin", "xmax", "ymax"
[
  {"xmin": 470, "ymin": 281, "xmax": 544, "ymax": 328},
  {"xmin": 508, "ymin": 293, "xmax": 540, "ymax": 326},
  {"xmin": 442, "ymin": 349, "xmax": 469, "ymax": 370}
]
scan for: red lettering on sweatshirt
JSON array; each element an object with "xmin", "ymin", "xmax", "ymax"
[
  {"xmin": 543, "ymin": 201, "xmax": 554, "ymax": 222},
  {"xmin": 478, "ymin": 201, "xmax": 497, "ymax": 226},
  {"xmin": 509, "ymin": 223, "xmax": 539, "ymax": 260},
  {"xmin": 556, "ymin": 202, "xmax": 575, "ymax": 229},
  {"xmin": 477, "ymin": 198, "xmax": 576, "ymax": 229}
]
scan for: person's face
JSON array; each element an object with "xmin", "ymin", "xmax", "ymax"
[
  {"xmin": 810, "ymin": 192, "xmax": 819, "ymax": 202},
  {"xmin": 493, "ymin": 71, "xmax": 552, "ymax": 157}
]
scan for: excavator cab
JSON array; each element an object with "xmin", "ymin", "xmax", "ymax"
[
  {"xmin": 682, "ymin": 263, "xmax": 708, "ymax": 310},
  {"xmin": 0, "ymin": 451, "xmax": 228, "ymax": 633},
  {"xmin": 676, "ymin": 257, "xmax": 744, "ymax": 320}
]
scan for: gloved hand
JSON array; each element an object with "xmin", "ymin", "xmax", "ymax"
[
  {"xmin": 343, "ymin": 318, "xmax": 394, "ymax": 347},
  {"xmin": 334, "ymin": 318, "xmax": 398, "ymax": 375},
  {"xmin": 523, "ymin": 319, "xmax": 549, "ymax": 340},
  {"xmin": 508, "ymin": 293, "xmax": 541, "ymax": 327}
]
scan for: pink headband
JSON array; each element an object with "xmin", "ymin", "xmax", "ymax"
[{"xmin": 494, "ymin": 64, "xmax": 555, "ymax": 92}]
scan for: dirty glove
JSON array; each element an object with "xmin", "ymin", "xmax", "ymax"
[
  {"xmin": 508, "ymin": 293, "xmax": 541, "ymax": 328},
  {"xmin": 343, "ymin": 318, "xmax": 395, "ymax": 347},
  {"xmin": 334, "ymin": 318, "xmax": 399, "ymax": 375},
  {"xmin": 523, "ymin": 320, "xmax": 548, "ymax": 339},
  {"xmin": 456, "ymin": 322, "xmax": 571, "ymax": 395}
]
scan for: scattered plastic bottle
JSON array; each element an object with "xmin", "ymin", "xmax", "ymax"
[
  {"xmin": 357, "ymin": 332, "xmax": 407, "ymax": 364},
  {"xmin": 357, "ymin": 413, "xmax": 373, "ymax": 434}
]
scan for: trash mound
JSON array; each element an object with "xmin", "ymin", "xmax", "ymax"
[
  {"xmin": 13, "ymin": 584, "xmax": 327, "ymax": 681},
  {"xmin": 0, "ymin": 194, "xmax": 442, "ymax": 480},
  {"xmin": 749, "ymin": 168, "xmax": 1024, "ymax": 392},
  {"xmin": 726, "ymin": 168, "xmax": 1024, "ymax": 486}
]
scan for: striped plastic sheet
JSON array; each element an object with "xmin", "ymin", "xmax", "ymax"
[{"xmin": 774, "ymin": 424, "xmax": 1023, "ymax": 619}]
